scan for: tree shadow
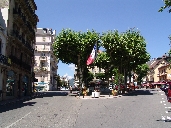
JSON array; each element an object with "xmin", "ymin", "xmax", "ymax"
[
  {"xmin": 0, "ymin": 91, "xmax": 69, "ymax": 113},
  {"xmin": 122, "ymin": 90, "xmax": 156, "ymax": 96},
  {"xmin": 0, "ymin": 101, "xmax": 37, "ymax": 113}
]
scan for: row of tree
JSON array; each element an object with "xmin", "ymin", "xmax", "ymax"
[{"xmin": 53, "ymin": 28, "xmax": 151, "ymax": 87}]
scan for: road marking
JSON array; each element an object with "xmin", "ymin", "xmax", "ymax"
[
  {"xmin": 168, "ymin": 107, "xmax": 171, "ymax": 108},
  {"xmin": 161, "ymin": 94, "xmax": 164, "ymax": 95},
  {"xmin": 163, "ymin": 101, "xmax": 166, "ymax": 102},
  {"xmin": 5, "ymin": 112, "xmax": 31, "ymax": 128},
  {"xmin": 165, "ymin": 111, "xmax": 169, "ymax": 113},
  {"xmin": 165, "ymin": 107, "xmax": 168, "ymax": 108},
  {"xmin": 162, "ymin": 98, "xmax": 164, "ymax": 99},
  {"xmin": 164, "ymin": 104, "xmax": 166, "ymax": 105},
  {"xmin": 160, "ymin": 101, "xmax": 163, "ymax": 103}
]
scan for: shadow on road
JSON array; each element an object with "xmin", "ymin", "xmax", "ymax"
[
  {"xmin": 123, "ymin": 89, "xmax": 156, "ymax": 96},
  {"xmin": 0, "ymin": 91, "xmax": 69, "ymax": 113},
  {"xmin": 0, "ymin": 101, "xmax": 37, "ymax": 113}
]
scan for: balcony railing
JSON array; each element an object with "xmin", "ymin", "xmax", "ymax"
[
  {"xmin": 11, "ymin": 30, "xmax": 34, "ymax": 53},
  {"xmin": 39, "ymin": 56, "xmax": 47, "ymax": 60},
  {"xmin": 9, "ymin": 55, "xmax": 31, "ymax": 72},
  {"xmin": 37, "ymin": 48, "xmax": 50, "ymax": 51},
  {"xmin": 34, "ymin": 66, "xmax": 48, "ymax": 72},
  {"xmin": 13, "ymin": 8, "xmax": 35, "ymax": 37},
  {"xmin": 0, "ymin": 54, "xmax": 11, "ymax": 66}
]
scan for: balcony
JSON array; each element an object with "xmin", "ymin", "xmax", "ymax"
[
  {"xmin": 11, "ymin": 30, "xmax": 34, "ymax": 54},
  {"xmin": 9, "ymin": 55, "xmax": 31, "ymax": 72},
  {"xmin": 13, "ymin": 8, "xmax": 35, "ymax": 38},
  {"xmin": 0, "ymin": 54, "xmax": 11, "ymax": 66},
  {"xmin": 13, "ymin": 8, "xmax": 23, "ymax": 24},
  {"xmin": 24, "ymin": 0, "xmax": 37, "ymax": 24},
  {"xmin": 21, "ymin": 61, "xmax": 31, "ymax": 72},
  {"xmin": 9, "ymin": 55, "xmax": 21, "ymax": 66},
  {"xmin": 37, "ymin": 48, "xmax": 50, "ymax": 52},
  {"xmin": 39, "ymin": 56, "xmax": 47, "ymax": 61},
  {"xmin": 34, "ymin": 66, "xmax": 48, "ymax": 72}
]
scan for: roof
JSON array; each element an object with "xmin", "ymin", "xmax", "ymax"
[{"xmin": 36, "ymin": 28, "xmax": 53, "ymax": 36}]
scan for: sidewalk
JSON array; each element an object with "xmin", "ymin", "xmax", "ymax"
[
  {"xmin": 0, "ymin": 92, "xmax": 44, "ymax": 106},
  {"xmin": 76, "ymin": 90, "xmax": 136, "ymax": 99}
]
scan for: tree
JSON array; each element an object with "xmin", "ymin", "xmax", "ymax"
[
  {"xmin": 52, "ymin": 29, "xmax": 100, "ymax": 86},
  {"xmin": 135, "ymin": 64, "xmax": 149, "ymax": 84},
  {"xmin": 159, "ymin": 0, "xmax": 171, "ymax": 13},
  {"xmin": 95, "ymin": 73, "xmax": 105, "ymax": 80},
  {"xmin": 101, "ymin": 28, "xmax": 150, "ymax": 86}
]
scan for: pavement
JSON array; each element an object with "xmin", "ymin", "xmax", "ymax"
[
  {"xmin": 1, "ymin": 88, "xmax": 171, "ymax": 128},
  {"xmin": 0, "ymin": 90, "xmax": 134, "ymax": 106},
  {"xmin": 77, "ymin": 90, "xmax": 136, "ymax": 99},
  {"xmin": 0, "ymin": 92, "xmax": 44, "ymax": 106},
  {"xmin": 0, "ymin": 90, "xmax": 136, "ymax": 106}
]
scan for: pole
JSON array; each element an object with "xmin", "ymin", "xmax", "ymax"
[{"xmin": 78, "ymin": 54, "xmax": 81, "ymax": 97}]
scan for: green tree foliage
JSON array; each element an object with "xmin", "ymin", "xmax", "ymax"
[
  {"xmin": 94, "ymin": 51, "xmax": 110, "ymax": 69},
  {"xmin": 55, "ymin": 74, "xmax": 62, "ymax": 87},
  {"xmin": 52, "ymin": 29, "xmax": 100, "ymax": 65},
  {"xmin": 83, "ymin": 67, "xmax": 94, "ymax": 84},
  {"xmin": 95, "ymin": 73, "xmax": 105, "ymax": 80},
  {"xmin": 135, "ymin": 64, "xmax": 149, "ymax": 83},
  {"xmin": 52, "ymin": 29, "xmax": 100, "ymax": 85},
  {"xmin": 101, "ymin": 28, "xmax": 150, "ymax": 71},
  {"xmin": 159, "ymin": 0, "xmax": 171, "ymax": 13}
]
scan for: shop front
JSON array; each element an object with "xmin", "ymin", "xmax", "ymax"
[{"xmin": 6, "ymin": 70, "xmax": 15, "ymax": 98}]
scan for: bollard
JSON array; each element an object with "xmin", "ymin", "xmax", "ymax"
[
  {"xmin": 83, "ymin": 94, "xmax": 84, "ymax": 98},
  {"xmin": 94, "ymin": 93, "xmax": 95, "ymax": 98},
  {"xmin": 109, "ymin": 93, "xmax": 110, "ymax": 97}
]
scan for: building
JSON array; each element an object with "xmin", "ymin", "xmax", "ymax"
[
  {"xmin": 74, "ymin": 65, "xmax": 105, "ymax": 87},
  {"xmin": 0, "ymin": 6, "xmax": 10, "ymax": 100},
  {"xmin": 34, "ymin": 28, "xmax": 58, "ymax": 91},
  {"xmin": 146, "ymin": 55, "xmax": 170, "ymax": 82},
  {"xmin": 158, "ymin": 63, "xmax": 171, "ymax": 81},
  {"xmin": 0, "ymin": 0, "xmax": 38, "ymax": 100}
]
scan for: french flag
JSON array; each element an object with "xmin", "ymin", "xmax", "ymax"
[{"xmin": 86, "ymin": 44, "xmax": 97, "ymax": 65}]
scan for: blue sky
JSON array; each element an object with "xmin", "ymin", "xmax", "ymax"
[{"xmin": 35, "ymin": 0, "xmax": 171, "ymax": 78}]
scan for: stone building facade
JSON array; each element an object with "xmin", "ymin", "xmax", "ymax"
[
  {"xmin": 34, "ymin": 28, "xmax": 58, "ymax": 91},
  {"xmin": 0, "ymin": 0, "xmax": 38, "ymax": 100}
]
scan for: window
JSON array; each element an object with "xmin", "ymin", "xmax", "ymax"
[
  {"xmin": 41, "ymin": 52, "xmax": 45, "ymax": 57},
  {"xmin": 41, "ymin": 62, "xmax": 45, "ymax": 67},
  {"xmin": 42, "ymin": 37, "xmax": 46, "ymax": 42}
]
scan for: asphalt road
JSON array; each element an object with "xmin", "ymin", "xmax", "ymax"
[{"xmin": 0, "ymin": 89, "xmax": 171, "ymax": 128}]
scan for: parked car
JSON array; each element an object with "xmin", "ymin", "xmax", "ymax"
[
  {"xmin": 167, "ymin": 84, "xmax": 171, "ymax": 102},
  {"xmin": 160, "ymin": 84, "xmax": 169, "ymax": 93}
]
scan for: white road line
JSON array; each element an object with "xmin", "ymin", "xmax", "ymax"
[
  {"xmin": 162, "ymin": 98, "xmax": 164, "ymax": 99},
  {"xmin": 165, "ymin": 111, "xmax": 169, "ymax": 113},
  {"xmin": 5, "ymin": 112, "xmax": 31, "ymax": 128},
  {"xmin": 160, "ymin": 101, "xmax": 163, "ymax": 103},
  {"xmin": 168, "ymin": 107, "xmax": 171, "ymax": 108},
  {"xmin": 161, "ymin": 94, "xmax": 164, "ymax": 95},
  {"xmin": 163, "ymin": 101, "xmax": 166, "ymax": 102},
  {"xmin": 165, "ymin": 107, "xmax": 168, "ymax": 108},
  {"xmin": 164, "ymin": 104, "xmax": 166, "ymax": 105}
]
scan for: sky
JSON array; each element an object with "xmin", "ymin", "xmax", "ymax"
[{"xmin": 34, "ymin": 0, "xmax": 171, "ymax": 79}]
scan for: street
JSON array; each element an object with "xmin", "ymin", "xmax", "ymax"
[{"xmin": 0, "ymin": 89, "xmax": 171, "ymax": 128}]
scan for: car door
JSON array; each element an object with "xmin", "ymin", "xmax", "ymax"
[{"xmin": 167, "ymin": 84, "xmax": 171, "ymax": 102}]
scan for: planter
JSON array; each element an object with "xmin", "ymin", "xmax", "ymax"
[
  {"xmin": 92, "ymin": 92, "xmax": 100, "ymax": 98},
  {"xmin": 112, "ymin": 90, "xmax": 118, "ymax": 96}
]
